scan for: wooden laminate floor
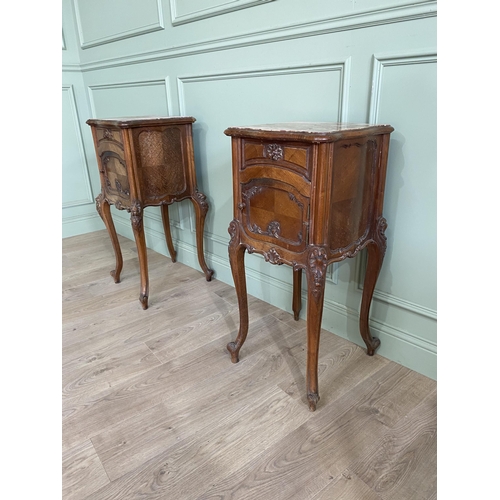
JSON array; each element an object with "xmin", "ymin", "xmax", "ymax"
[{"xmin": 62, "ymin": 230, "xmax": 437, "ymax": 500}]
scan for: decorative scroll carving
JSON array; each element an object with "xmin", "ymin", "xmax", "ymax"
[
  {"xmin": 267, "ymin": 221, "xmax": 281, "ymax": 238},
  {"xmin": 374, "ymin": 216, "xmax": 388, "ymax": 255},
  {"xmin": 103, "ymin": 128, "xmax": 114, "ymax": 140},
  {"xmin": 288, "ymin": 192, "xmax": 304, "ymax": 209},
  {"xmin": 250, "ymin": 220, "xmax": 281, "ymax": 238},
  {"xmin": 308, "ymin": 247, "xmax": 328, "ymax": 300},
  {"xmin": 264, "ymin": 143, "xmax": 284, "ymax": 161},
  {"xmin": 228, "ymin": 219, "xmax": 239, "ymax": 247},
  {"xmin": 130, "ymin": 200, "xmax": 143, "ymax": 231},
  {"xmin": 101, "ymin": 155, "xmax": 110, "ymax": 172},
  {"xmin": 331, "ymin": 216, "xmax": 387, "ymax": 261},
  {"xmin": 115, "ymin": 180, "xmax": 130, "ymax": 197},
  {"xmin": 242, "ymin": 186, "xmax": 263, "ymax": 200},
  {"xmin": 194, "ymin": 189, "xmax": 209, "ymax": 214},
  {"xmin": 263, "ymin": 247, "xmax": 283, "ymax": 265},
  {"xmin": 95, "ymin": 194, "xmax": 103, "ymax": 217}
]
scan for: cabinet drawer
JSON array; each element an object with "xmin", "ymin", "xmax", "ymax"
[
  {"xmin": 240, "ymin": 178, "xmax": 309, "ymax": 252},
  {"xmin": 242, "ymin": 140, "xmax": 312, "ymax": 180}
]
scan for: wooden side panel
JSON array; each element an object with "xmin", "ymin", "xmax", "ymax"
[
  {"xmin": 95, "ymin": 127, "xmax": 131, "ymax": 206},
  {"xmin": 328, "ymin": 138, "xmax": 378, "ymax": 252},
  {"xmin": 131, "ymin": 126, "xmax": 188, "ymax": 203}
]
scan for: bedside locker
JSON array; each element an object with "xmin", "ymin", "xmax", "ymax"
[
  {"xmin": 224, "ymin": 122, "xmax": 394, "ymax": 411},
  {"xmin": 87, "ymin": 116, "xmax": 214, "ymax": 310}
]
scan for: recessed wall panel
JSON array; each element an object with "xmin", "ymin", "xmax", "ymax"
[
  {"xmin": 62, "ymin": 85, "xmax": 93, "ymax": 207},
  {"xmin": 370, "ymin": 55, "xmax": 437, "ymax": 313},
  {"xmin": 179, "ymin": 64, "xmax": 346, "ymax": 243},
  {"xmin": 88, "ymin": 80, "xmax": 170, "ymax": 118},
  {"xmin": 171, "ymin": 0, "xmax": 275, "ymax": 25},
  {"xmin": 74, "ymin": 0, "xmax": 164, "ymax": 48}
]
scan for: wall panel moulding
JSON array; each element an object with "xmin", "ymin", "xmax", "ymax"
[
  {"xmin": 170, "ymin": 0, "xmax": 275, "ymax": 26},
  {"xmin": 74, "ymin": 0, "xmax": 164, "ymax": 48}
]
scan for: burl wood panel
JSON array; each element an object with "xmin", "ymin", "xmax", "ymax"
[{"xmin": 132, "ymin": 126, "xmax": 187, "ymax": 202}]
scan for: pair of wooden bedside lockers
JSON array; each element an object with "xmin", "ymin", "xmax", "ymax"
[{"xmin": 86, "ymin": 116, "xmax": 394, "ymax": 411}]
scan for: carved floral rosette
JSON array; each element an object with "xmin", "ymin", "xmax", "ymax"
[{"xmin": 264, "ymin": 143, "xmax": 284, "ymax": 161}]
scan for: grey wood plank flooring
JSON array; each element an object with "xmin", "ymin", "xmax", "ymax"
[{"xmin": 62, "ymin": 230, "xmax": 437, "ymax": 499}]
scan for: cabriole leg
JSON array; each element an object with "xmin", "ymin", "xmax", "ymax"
[
  {"xmin": 161, "ymin": 204, "xmax": 177, "ymax": 263},
  {"xmin": 359, "ymin": 217, "xmax": 388, "ymax": 355},
  {"xmin": 305, "ymin": 247, "xmax": 328, "ymax": 411},
  {"xmin": 95, "ymin": 194, "xmax": 123, "ymax": 283},
  {"xmin": 227, "ymin": 221, "xmax": 249, "ymax": 363},
  {"xmin": 130, "ymin": 201, "xmax": 149, "ymax": 310},
  {"xmin": 190, "ymin": 190, "xmax": 214, "ymax": 281}
]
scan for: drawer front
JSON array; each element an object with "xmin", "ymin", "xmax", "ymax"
[
  {"xmin": 240, "ymin": 178, "xmax": 309, "ymax": 252},
  {"xmin": 95, "ymin": 128, "xmax": 130, "ymax": 205},
  {"xmin": 242, "ymin": 140, "xmax": 312, "ymax": 180},
  {"xmin": 132, "ymin": 126, "xmax": 187, "ymax": 203}
]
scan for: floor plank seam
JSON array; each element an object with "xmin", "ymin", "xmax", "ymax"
[{"xmin": 89, "ymin": 436, "xmax": 113, "ymax": 485}]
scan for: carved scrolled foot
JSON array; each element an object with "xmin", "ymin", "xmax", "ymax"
[
  {"xmin": 366, "ymin": 337, "xmax": 380, "ymax": 356},
  {"xmin": 110, "ymin": 270, "xmax": 121, "ymax": 284},
  {"xmin": 307, "ymin": 392, "xmax": 320, "ymax": 412},
  {"xmin": 227, "ymin": 342, "xmax": 240, "ymax": 363},
  {"xmin": 139, "ymin": 293, "xmax": 148, "ymax": 310},
  {"xmin": 204, "ymin": 268, "xmax": 214, "ymax": 282}
]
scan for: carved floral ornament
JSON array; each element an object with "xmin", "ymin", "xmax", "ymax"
[
  {"xmin": 130, "ymin": 200, "xmax": 143, "ymax": 230},
  {"xmin": 308, "ymin": 247, "xmax": 328, "ymax": 300},
  {"xmin": 103, "ymin": 128, "xmax": 114, "ymax": 140},
  {"xmin": 194, "ymin": 189, "xmax": 209, "ymax": 212},
  {"xmin": 264, "ymin": 247, "xmax": 283, "ymax": 265},
  {"xmin": 264, "ymin": 143, "xmax": 284, "ymax": 161},
  {"xmin": 228, "ymin": 219, "xmax": 239, "ymax": 245}
]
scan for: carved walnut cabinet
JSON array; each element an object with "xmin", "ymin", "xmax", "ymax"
[
  {"xmin": 224, "ymin": 122, "xmax": 394, "ymax": 411},
  {"xmin": 87, "ymin": 116, "xmax": 213, "ymax": 310}
]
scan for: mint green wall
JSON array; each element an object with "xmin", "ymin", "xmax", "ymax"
[{"xmin": 62, "ymin": 0, "xmax": 437, "ymax": 379}]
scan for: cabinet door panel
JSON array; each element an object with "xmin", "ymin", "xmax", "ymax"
[
  {"xmin": 133, "ymin": 127, "xmax": 187, "ymax": 202},
  {"xmin": 240, "ymin": 178, "xmax": 309, "ymax": 252},
  {"xmin": 100, "ymin": 151, "xmax": 131, "ymax": 205}
]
